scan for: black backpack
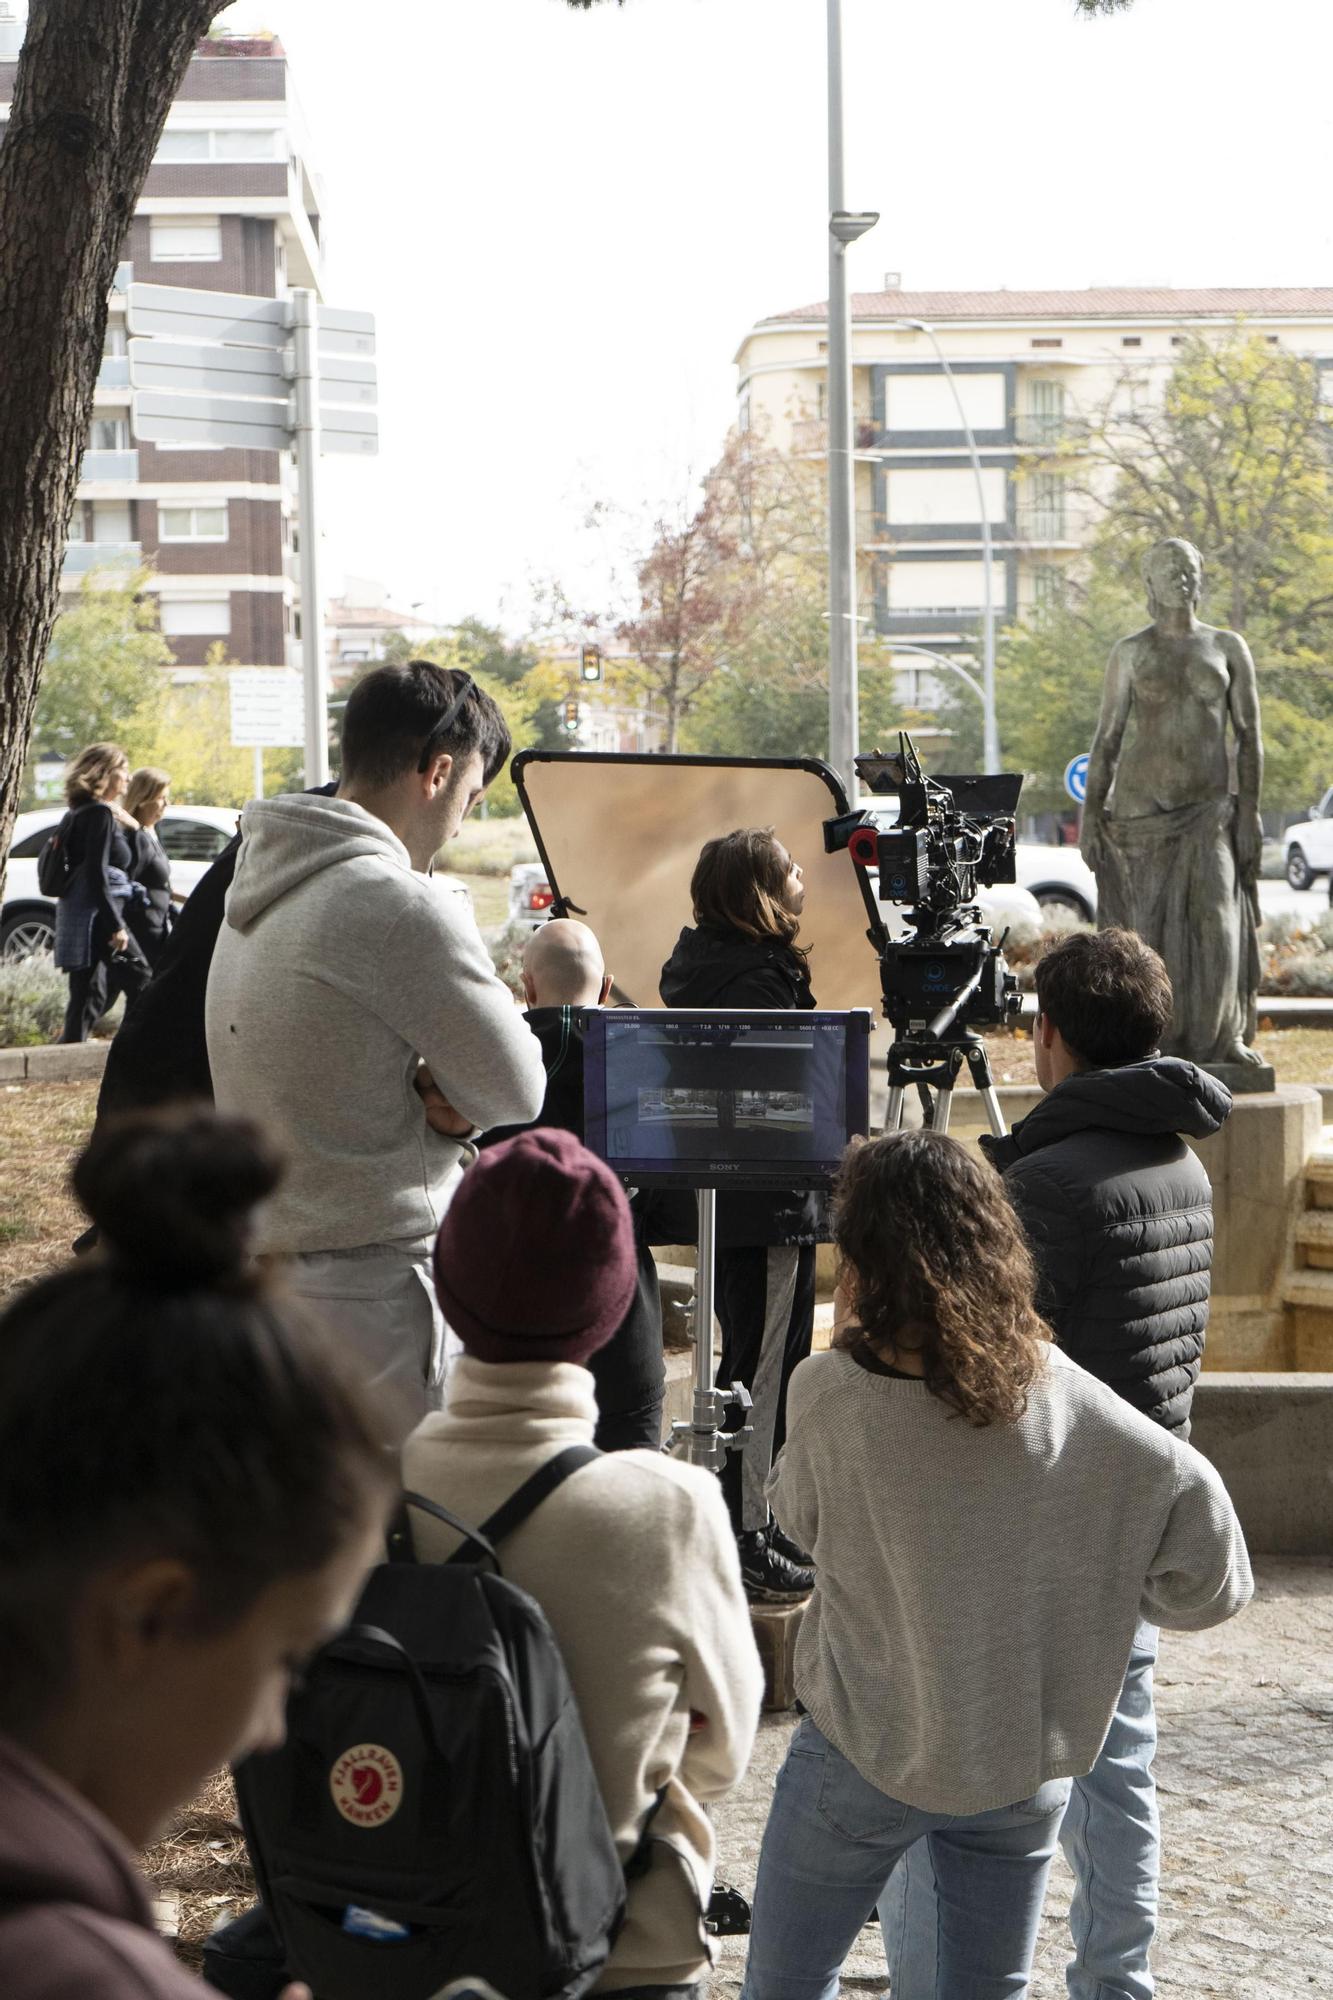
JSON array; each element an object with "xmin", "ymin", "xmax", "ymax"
[
  {"xmin": 234, "ymin": 1445, "xmax": 627, "ymax": 2000},
  {"xmin": 36, "ymin": 809, "xmax": 80, "ymax": 898}
]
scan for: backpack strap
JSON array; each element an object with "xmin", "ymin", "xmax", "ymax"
[
  {"xmin": 446, "ymin": 1443, "xmax": 601, "ymax": 1564},
  {"xmin": 390, "ymin": 1490, "xmax": 500, "ymax": 1568}
]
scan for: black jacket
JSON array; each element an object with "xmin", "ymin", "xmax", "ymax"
[
  {"xmin": 656, "ymin": 923, "xmax": 826, "ymax": 1248},
  {"xmin": 981, "ymin": 1058, "xmax": 1232, "ymax": 1433}
]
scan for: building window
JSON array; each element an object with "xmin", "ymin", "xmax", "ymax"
[
  {"xmin": 149, "ymin": 217, "xmax": 222, "ymax": 262},
  {"xmin": 90, "ymin": 417, "xmax": 130, "ymax": 452},
  {"xmin": 1031, "ymin": 337, "xmax": 1063, "ymax": 349},
  {"xmin": 67, "ymin": 508, "xmax": 87, "ymax": 544},
  {"xmin": 1032, "ymin": 564, "xmax": 1066, "ymax": 611},
  {"xmin": 158, "ymin": 503, "xmax": 229, "ymax": 543},
  {"xmin": 156, "ymin": 128, "xmax": 281, "ymax": 163},
  {"xmin": 1121, "ymin": 335, "xmax": 1142, "ymax": 348},
  {"xmin": 1170, "ymin": 335, "xmax": 1187, "ymax": 348},
  {"xmin": 159, "ymin": 597, "xmax": 230, "ymax": 637},
  {"xmin": 1020, "ymin": 378, "xmax": 1066, "ymax": 445}
]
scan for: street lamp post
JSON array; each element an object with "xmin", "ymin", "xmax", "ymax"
[
  {"xmin": 888, "ymin": 318, "xmax": 1001, "ymax": 774},
  {"xmin": 826, "ymin": 0, "xmax": 877, "ymax": 797}
]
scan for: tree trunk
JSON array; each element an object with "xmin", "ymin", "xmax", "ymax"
[{"xmin": 0, "ymin": 0, "xmax": 221, "ymax": 896}]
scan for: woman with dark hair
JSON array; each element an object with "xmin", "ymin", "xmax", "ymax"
[
  {"xmin": 0, "ymin": 1109, "xmax": 394, "ymax": 2000},
  {"xmin": 53, "ymin": 741, "xmax": 152, "ymax": 1043},
  {"xmin": 659, "ymin": 827, "xmax": 820, "ymax": 1602},
  {"xmin": 740, "ymin": 1130, "xmax": 1252, "ymax": 2000}
]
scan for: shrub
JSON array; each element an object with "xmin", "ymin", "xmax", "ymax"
[{"xmin": 0, "ymin": 956, "xmax": 67, "ymax": 1046}]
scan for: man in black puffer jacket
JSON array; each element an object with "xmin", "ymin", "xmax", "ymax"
[{"xmin": 885, "ymin": 926, "xmax": 1232, "ymax": 2000}]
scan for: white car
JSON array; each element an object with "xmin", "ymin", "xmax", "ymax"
[
  {"xmin": 2, "ymin": 804, "xmax": 242, "ymax": 961},
  {"xmin": 1283, "ymin": 787, "xmax": 1333, "ymax": 891},
  {"xmin": 1014, "ymin": 843, "xmax": 1098, "ymax": 924}
]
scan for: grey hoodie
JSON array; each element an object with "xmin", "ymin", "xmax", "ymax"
[{"xmin": 206, "ymin": 795, "xmax": 545, "ymax": 1255}]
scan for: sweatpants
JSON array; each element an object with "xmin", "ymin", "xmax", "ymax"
[
  {"xmin": 716, "ymin": 1242, "xmax": 817, "ymax": 1534},
  {"xmin": 286, "ymin": 1239, "xmax": 448, "ymax": 1448}
]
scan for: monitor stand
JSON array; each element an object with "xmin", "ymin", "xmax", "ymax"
[{"xmin": 668, "ymin": 1189, "xmax": 753, "ymax": 1471}]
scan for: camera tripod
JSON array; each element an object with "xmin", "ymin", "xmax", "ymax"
[{"xmin": 884, "ymin": 1031, "xmax": 1009, "ymax": 1140}]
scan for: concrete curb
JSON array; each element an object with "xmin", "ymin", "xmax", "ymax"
[{"xmin": 0, "ymin": 1042, "xmax": 108, "ymax": 1084}]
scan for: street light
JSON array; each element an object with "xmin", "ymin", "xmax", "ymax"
[
  {"xmin": 825, "ymin": 0, "xmax": 877, "ymax": 799},
  {"xmin": 886, "ymin": 318, "xmax": 1001, "ymax": 775}
]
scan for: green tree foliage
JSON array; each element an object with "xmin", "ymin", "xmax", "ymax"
[
  {"xmin": 26, "ymin": 567, "xmax": 169, "ymax": 796},
  {"xmin": 123, "ymin": 652, "xmax": 303, "ymax": 807}
]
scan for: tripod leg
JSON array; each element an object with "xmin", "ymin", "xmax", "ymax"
[
  {"xmin": 885, "ymin": 1084, "xmax": 906, "ymax": 1132},
  {"xmin": 931, "ymin": 1088, "xmax": 954, "ymax": 1136},
  {"xmin": 977, "ymin": 1084, "xmax": 1008, "ymax": 1140}
]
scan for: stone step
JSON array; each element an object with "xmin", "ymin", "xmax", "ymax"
[
  {"xmin": 1295, "ymin": 1212, "xmax": 1333, "ymax": 1268},
  {"xmin": 1304, "ymin": 1128, "xmax": 1333, "ymax": 1183},
  {"xmin": 1282, "ymin": 1268, "xmax": 1333, "ymax": 1312}
]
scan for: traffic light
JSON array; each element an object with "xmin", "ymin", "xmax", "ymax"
[
  {"xmin": 580, "ymin": 644, "xmax": 603, "ymax": 683},
  {"xmin": 563, "ymin": 696, "xmax": 580, "ymax": 734}
]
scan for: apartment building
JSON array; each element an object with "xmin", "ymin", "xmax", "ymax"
[
  {"xmin": 735, "ymin": 284, "xmax": 1333, "ymax": 707},
  {"xmin": 0, "ymin": 22, "xmax": 323, "ymax": 670}
]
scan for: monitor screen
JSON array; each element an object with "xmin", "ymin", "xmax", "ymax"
[{"xmin": 583, "ymin": 1008, "xmax": 872, "ymax": 1189}]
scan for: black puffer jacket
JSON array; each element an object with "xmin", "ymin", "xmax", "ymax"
[
  {"xmin": 981, "ymin": 1058, "xmax": 1232, "ymax": 1433},
  {"xmin": 656, "ymin": 923, "xmax": 826, "ymax": 1248}
]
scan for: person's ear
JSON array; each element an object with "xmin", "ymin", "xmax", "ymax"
[
  {"xmin": 94, "ymin": 1558, "xmax": 200, "ymax": 1675},
  {"xmin": 522, "ymin": 971, "xmax": 538, "ymax": 1008},
  {"xmin": 598, "ymin": 972, "xmax": 614, "ymax": 1005},
  {"xmin": 1035, "ymin": 1011, "xmax": 1057, "ymax": 1051},
  {"xmin": 423, "ymin": 750, "xmax": 454, "ymax": 799}
]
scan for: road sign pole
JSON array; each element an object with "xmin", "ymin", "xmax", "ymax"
[{"xmin": 292, "ymin": 290, "xmax": 330, "ymax": 787}]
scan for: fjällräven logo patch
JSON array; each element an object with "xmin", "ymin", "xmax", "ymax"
[{"xmin": 329, "ymin": 1743, "xmax": 404, "ymax": 1828}]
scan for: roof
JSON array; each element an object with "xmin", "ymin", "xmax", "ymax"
[
  {"xmin": 757, "ymin": 286, "xmax": 1333, "ymax": 327},
  {"xmin": 326, "ymin": 601, "xmax": 429, "ymax": 630}
]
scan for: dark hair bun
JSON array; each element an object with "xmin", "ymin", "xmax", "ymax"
[{"xmin": 72, "ymin": 1108, "xmax": 284, "ymax": 1289}]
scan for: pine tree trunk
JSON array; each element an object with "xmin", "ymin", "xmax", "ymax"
[{"xmin": 0, "ymin": 0, "xmax": 221, "ymax": 893}]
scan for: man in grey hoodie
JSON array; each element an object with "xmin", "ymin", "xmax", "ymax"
[{"xmin": 206, "ymin": 662, "xmax": 545, "ymax": 1438}]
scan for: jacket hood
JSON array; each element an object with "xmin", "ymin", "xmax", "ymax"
[
  {"xmin": 0, "ymin": 1734, "xmax": 151, "ymax": 1929},
  {"xmin": 659, "ymin": 924, "xmax": 794, "ymax": 1007},
  {"xmin": 224, "ymin": 795, "xmax": 411, "ymax": 930},
  {"xmin": 985, "ymin": 1057, "xmax": 1233, "ymax": 1168}
]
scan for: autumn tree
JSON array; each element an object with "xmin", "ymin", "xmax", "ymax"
[
  {"xmin": 24, "ymin": 566, "xmax": 169, "ymax": 797},
  {"xmin": 0, "ymin": 0, "xmax": 229, "ymax": 895}
]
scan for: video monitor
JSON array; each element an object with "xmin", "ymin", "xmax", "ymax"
[{"xmin": 583, "ymin": 1008, "xmax": 873, "ymax": 1190}]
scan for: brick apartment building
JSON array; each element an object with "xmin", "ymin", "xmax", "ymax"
[{"xmin": 0, "ymin": 21, "xmax": 322, "ymax": 670}]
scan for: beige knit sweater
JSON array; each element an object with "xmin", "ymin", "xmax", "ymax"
[
  {"xmin": 402, "ymin": 1358, "xmax": 763, "ymax": 1992},
  {"xmin": 768, "ymin": 1343, "xmax": 1252, "ymax": 1816}
]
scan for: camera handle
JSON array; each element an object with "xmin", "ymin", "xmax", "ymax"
[
  {"xmin": 885, "ymin": 1033, "xmax": 1008, "ymax": 1141},
  {"xmin": 668, "ymin": 1189, "xmax": 754, "ymax": 1473}
]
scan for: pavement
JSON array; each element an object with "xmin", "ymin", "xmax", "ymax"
[{"xmin": 706, "ymin": 1557, "xmax": 1333, "ymax": 1997}]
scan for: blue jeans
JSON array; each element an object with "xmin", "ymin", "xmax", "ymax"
[
  {"xmin": 882, "ymin": 1624, "xmax": 1160, "ymax": 1999},
  {"xmin": 740, "ymin": 1717, "xmax": 1070, "ymax": 2000}
]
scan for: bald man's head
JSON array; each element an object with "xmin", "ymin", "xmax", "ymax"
[{"xmin": 523, "ymin": 919, "xmax": 611, "ymax": 1008}]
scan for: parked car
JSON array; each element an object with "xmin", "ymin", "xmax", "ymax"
[
  {"xmin": 1282, "ymin": 787, "xmax": 1333, "ymax": 891},
  {"xmin": 508, "ymin": 861, "xmax": 555, "ymax": 929},
  {"xmin": 1014, "ymin": 842, "xmax": 1098, "ymax": 924},
  {"xmin": 1, "ymin": 804, "xmax": 242, "ymax": 961}
]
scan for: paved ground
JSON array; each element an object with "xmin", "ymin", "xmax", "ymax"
[{"xmin": 706, "ymin": 1558, "xmax": 1333, "ymax": 1997}]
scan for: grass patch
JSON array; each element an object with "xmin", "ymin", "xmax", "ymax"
[
  {"xmin": 444, "ymin": 816, "xmax": 538, "ymax": 877},
  {"xmin": 979, "ymin": 1024, "xmax": 1332, "ymax": 1089},
  {"xmin": 0, "ymin": 1080, "xmax": 98, "ymax": 1301}
]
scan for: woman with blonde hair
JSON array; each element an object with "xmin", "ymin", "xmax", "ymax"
[
  {"xmin": 53, "ymin": 742, "xmax": 151, "ymax": 1043},
  {"xmin": 124, "ymin": 767, "xmax": 175, "ymax": 967},
  {"xmin": 740, "ymin": 1129, "xmax": 1252, "ymax": 2000},
  {"xmin": 658, "ymin": 826, "xmax": 821, "ymax": 1603}
]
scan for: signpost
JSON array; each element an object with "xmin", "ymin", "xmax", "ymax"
[
  {"xmin": 128, "ymin": 283, "xmax": 379, "ymax": 786},
  {"xmin": 1064, "ymin": 752, "xmax": 1090, "ymax": 805},
  {"xmin": 229, "ymin": 669, "xmax": 305, "ymax": 803}
]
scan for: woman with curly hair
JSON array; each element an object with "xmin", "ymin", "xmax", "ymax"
[{"xmin": 740, "ymin": 1130, "xmax": 1252, "ymax": 2000}]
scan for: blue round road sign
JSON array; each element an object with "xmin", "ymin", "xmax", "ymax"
[{"xmin": 1064, "ymin": 753, "xmax": 1090, "ymax": 804}]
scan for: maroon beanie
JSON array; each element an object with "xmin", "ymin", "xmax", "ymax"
[{"xmin": 433, "ymin": 1127, "xmax": 638, "ymax": 1367}]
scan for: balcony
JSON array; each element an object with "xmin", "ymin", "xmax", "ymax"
[
  {"xmin": 80, "ymin": 449, "xmax": 139, "ymax": 484},
  {"xmin": 63, "ymin": 541, "xmax": 142, "ymax": 577},
  {"xmin": 97, "ymin": 356, "xmax": 131, "ymax": 389},
  {"xmin": 1013, "ymin": 413, "xmax": 1070, "ymax": 448},
  {"xmin": 1014, "ymin": 506, "xmax": 1076, "ymax": 545}
]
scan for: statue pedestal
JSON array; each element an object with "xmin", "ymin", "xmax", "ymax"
[
  {"xmin": 1202, "ymin": 1061, "xmax": 1276, "ymax": 1096},
  {"xmin": 1191, "ymin": 1086, "xmax": 1322, "ymax": 1368}
]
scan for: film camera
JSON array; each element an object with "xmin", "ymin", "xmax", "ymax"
[{"xmin": 823, "ymin": 733, "xmax": 1025, "ymax": 1134}]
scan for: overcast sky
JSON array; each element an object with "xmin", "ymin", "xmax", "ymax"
[{"xmin": 217, "ymin": 0, "xmax": 1332, "ymax": 633}]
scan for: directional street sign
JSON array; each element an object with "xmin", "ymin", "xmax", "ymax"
[
  {"xmin": 128, "ymin": 282, "xmax": 287, "ymax": 349},
  {"xmin": 133, "ymin": 388, "xmax": 291, "ymax": 453},
  {"xmin": 320, "ymin": 405, "xmax": 379, "ymax": 455},
  {"xmin": 229, "ymin": 669, "xmax": 305, "ymax": 750},
  {"xmin": 129, "ymin": 337, "xmax": 288, "ymax": 402},
  {"xmin": 318, "ymin": 305, "xmax": 376, "ymax": 357},
  {"xmin": 1064, "ymin": 752, "xmax": 1091, "ymax": 804},
  {"xmin": 318, "ymin": 352, "xmax": 378, "ymax": 404}
]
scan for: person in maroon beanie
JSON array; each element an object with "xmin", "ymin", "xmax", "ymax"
[{"xmin": 403, "ymin": 1129, "xmax": 763, "ymax": 2000}]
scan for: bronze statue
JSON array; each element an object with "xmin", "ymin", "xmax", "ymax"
[{"xmin": 1080, "ymin": 537, "xmax": 1267, "ymax": 1079}]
